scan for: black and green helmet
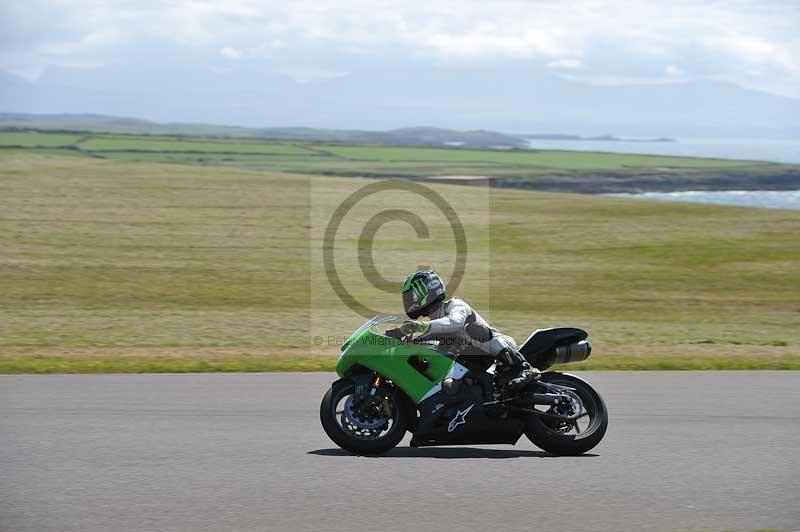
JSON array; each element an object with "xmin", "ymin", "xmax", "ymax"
[{"xmin": 402, "ymin": 270, "xmax": 446, "ymax": 319}]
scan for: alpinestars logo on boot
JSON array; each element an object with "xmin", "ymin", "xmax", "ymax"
[{"xmin": 447, "ymin": 404, "xmax": 475, "ymax": 432}]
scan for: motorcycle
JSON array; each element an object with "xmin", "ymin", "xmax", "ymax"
[{"xmin": 320, "ymin": 315, "xmax": 608, "ymax": 455}]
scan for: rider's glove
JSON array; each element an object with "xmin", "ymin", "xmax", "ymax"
[{"xmin": 400, "ymin": 320, "xmax": 430, "ymax": 335}]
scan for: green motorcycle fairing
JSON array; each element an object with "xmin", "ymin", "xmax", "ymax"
[{"xmin": 336, "ymin": 316, "xmax": 468, "ymax": 404}]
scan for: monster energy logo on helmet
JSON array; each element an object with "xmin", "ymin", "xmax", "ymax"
[
  {"xmin": 402, "ymin": 270, "xmax": 446, "ymax": 319},
  {"xmin": 409, "ymin": 278, "xmax": 428, "ymax": 304}
]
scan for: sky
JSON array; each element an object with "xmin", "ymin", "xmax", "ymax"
[{"xmin": 1, "ymin": 0, "xmax": 799, "ymax": 135}]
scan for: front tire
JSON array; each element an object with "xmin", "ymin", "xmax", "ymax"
[
  {"xmin": 525, "ymin": 372, "xmax": 608, "ymax": 455},
  {"xmin": 320, "ymin": 379, "xmax": 408, "ymax": 455}
]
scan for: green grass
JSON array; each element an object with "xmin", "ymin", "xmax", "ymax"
[
  {"xmin": 0, "ymin": 131, "xmax": 82, "ymax": 147},
  {"xmin": 3, "ymin": 131, "xmax": 792, "ymax": 195},
  {"xmin": 1, "ymin": 353, "xmax": 797, "ymax": 374},
  {"xmin": 0, "ymin": 146, "xmax": 798, "ymax": 373},
  {"xmin": 567, "ymin": 354, "xmax": 800, "ymax": 370},
  {"xmin": 321, "ymin": 145, "xmax": 749, "ymax": 169},
  {"xmin": 0, "ymin": 355, "xmax": 336, "ymax": 374},
  {"xmin": 79, "ymin": 136, "xmax": 313, "ymax": 154}
]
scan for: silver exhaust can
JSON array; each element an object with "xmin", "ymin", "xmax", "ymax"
[{"xmin": 553, "ymin": 340, "xmax": 592, "ymax": 365}]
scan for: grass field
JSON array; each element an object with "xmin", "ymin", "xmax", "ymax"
[
  {"xmin": 0, "ymin": 146, "xmax": 798, "ymax": 373},
  {"xmin": 320, "ymin": 145, "xmax": 747, "ymax": 169},
  {"xmin": 0, "ymin": 131, "xmax": 83, "ymax": 147},
  {"xmin": 79, "ymin": 136, "xmax": 315, "ymax": 154},
  {"xmin": 4, "ymin": 130, "xmax": 797, "ymax": 194}
]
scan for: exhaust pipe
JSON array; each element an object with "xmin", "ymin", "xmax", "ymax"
[{"xmin": 553, "ymin": 341, "xmax": 592, "ymax": 365}]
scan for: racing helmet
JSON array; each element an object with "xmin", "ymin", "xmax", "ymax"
[{"xmin": 402, "ymin": 270, "xmax": 446, "ymax": 319}]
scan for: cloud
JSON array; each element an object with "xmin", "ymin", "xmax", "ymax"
[
  {"xmin": 220, "ymin": 47, "xmax": 244, "ymax": 60},
  {"xmin": 664, "ymin": 65, "xmax": 685, "ymax": 78},
  {"xmin": 548, "ymin": 58, "xmax": 585, "ymax": 71},
  {"xmin": 1, "ymin": 0, "xmax": 799, "ymax": 98},
  {"xmin": 413, "ymin": 24, "xmax": 570, "ymax": 59}
]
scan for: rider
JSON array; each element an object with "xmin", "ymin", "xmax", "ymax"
[{"xmin": 399, "ymin": 270, "xmax": 538, "ymax": 393}]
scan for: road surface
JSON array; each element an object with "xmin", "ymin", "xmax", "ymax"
[{"xmin": 1, "ymin": 372, "xmax": 798, "ymax": 532}]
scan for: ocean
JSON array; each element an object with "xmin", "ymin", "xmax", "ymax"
[{"xmin": 608, "ymin": 190, "xmax": 800, "ymax": 210}]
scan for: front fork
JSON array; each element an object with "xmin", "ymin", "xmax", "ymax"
[
  {"xmin": 362, "ymin": 372, "xmax": 418, "ymax": 432},
  {"xmin": 369, "ymin": 374, "xmax": 383, "ymax": 397},
  {"xmin": 336, "ymin": 371, "xmax": 417, "ymax": 433}
]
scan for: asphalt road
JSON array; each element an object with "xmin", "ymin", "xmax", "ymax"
[{"xmin": 1, "ymin": 372, "xmax": 798, "ymax": 532}]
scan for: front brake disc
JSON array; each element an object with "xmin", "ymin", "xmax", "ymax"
[{"xmin": 344, "ymin": 395, "xmax": 389, "ymax": 430}]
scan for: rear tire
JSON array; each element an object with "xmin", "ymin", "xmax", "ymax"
[
  {"xmin": 320, "ymin": 379, "xmax": 408, "ymax": 455},
  {"xmin": 524, "ymin": 372, "xmax": 608, "ymax": 455}
]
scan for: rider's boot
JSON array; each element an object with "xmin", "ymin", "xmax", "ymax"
[{"xmin": 496, "ymin": 348, "xmax": 540, "ymax": 396}]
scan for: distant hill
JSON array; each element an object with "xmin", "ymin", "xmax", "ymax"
[
  {"xmin": 524, "ymin": 133, "xmax": 674, "ymax": 142},
  {"xmin": 252, "ymin": 126, "xmax": 528, "ymax": 147},
  {"xmin": 2, "ymin": 63, "xmax": 799, "ymax": 139},
  {"xmin": 0, "ymin": 113, "xmax": 528, "ymax": 148},
  {"xmin": 0, "ymin": 113, "xmax": 261, "ymax": 138}
]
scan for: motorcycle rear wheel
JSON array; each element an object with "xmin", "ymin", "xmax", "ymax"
[
  {"xmin": 524, "ymin": 372, "xmax": 608, "ymax": 455},
  {"xmin": 320, "ymin": 379, "xmax": 408, "ymax": 455}
]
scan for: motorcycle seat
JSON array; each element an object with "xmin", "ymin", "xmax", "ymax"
[{"xmin": 519, "ymin": 327, "xmax": 588, "ymax": 358}]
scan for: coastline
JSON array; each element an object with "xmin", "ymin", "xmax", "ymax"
[{"xmin": 427, "ymin": 166, "xmax": 800, "ymax": 194}]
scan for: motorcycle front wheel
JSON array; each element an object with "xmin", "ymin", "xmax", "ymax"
[
  {"xmin": 524, "ymin": 372, "xmax": 608, "ymax": 455},
  {"xmin": 320, "ymin": 378, "xmax": 408, "ymax": 455}
]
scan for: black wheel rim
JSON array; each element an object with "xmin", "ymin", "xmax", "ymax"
[{"xmin": 539, "ymin": 378, "xmax": 602, "ymax": 438}]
